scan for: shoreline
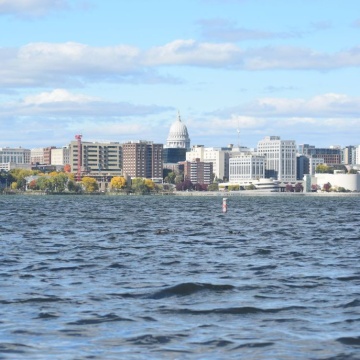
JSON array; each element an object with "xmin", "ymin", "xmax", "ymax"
[{"xmin": 173, "ymin": 191, "xmax": 360, "ymax": 197}]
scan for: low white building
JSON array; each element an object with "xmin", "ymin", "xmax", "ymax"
[
  {"xmin": 314, "ymin": 173, "xmax": 360, "ymax": 191},
  {"xmin": 0, "ymin": 147, "xmax": 31, "ymax": 170}
]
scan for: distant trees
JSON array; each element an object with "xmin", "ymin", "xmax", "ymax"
[
  {"xmin": 207, "ymin": 183, "xmax": 219, "ymax": 191},
  {"xmin": 163, "ymin": 171, "xmax": 176, "ymax": 184},
  {"xmin": 294, "ymin": 183, "xmax": 304, "ymax": 192},
  {"xmin": 131, "ymin": 178, "xmax": 156, "ymax": 194},
  {"xmin": 175, "ymin": 179, "xmax": 193, "ymax": 191},
  {"xmin": 316, "ymin": 164, "xmax": 333, "ymax": 174},
  {"xmin": 82, "ymin": 177, "xmax": 99, "ymax": 193},
  {"xmin": 245, "ymin": 184, "xmax": 256, "ymax": 190},
  {"xmin": 110, "ymin": 176, "xmax": 126, "ymax": 191},
  {"xmin": 322, "ymin": 182, "xmax": 331, "ymax": 192}
]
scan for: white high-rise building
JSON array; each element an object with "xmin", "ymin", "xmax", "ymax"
[
  {"xmin": 257, "ymin": 136, "xmax": 297, "ymax": 182},
  {"xmin": 229, "ymin": 154, "xmax": 265, "ymax": 182}
]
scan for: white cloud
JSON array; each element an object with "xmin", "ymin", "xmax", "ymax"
[
  {"xmin": 1, "ymin": 89, "xmax": 172, "ymax": 117},
  {"xmin": 0, "ymin": 0, "xmax": 70, "ymax": 17},
  {"xmin": 211, "ymin": 93, "xmax": 360, "ymax": 118},
  {"xmin": 23, "ymin": 89, "xmax": 99, "ymax": 105},
  {"xmin": 198, "ymin": 19, "xmax": 302, "ymax": 42},
  {"xmin": 2, "ymin": 41, "xmax": 360, "ymax": 89},
  {"xmin": 145, "ymin": 39, "xmax": 242, "ymax": 67}
]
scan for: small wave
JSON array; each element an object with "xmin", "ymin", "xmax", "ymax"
[
  {"xmin": 338, "ymin": 299, "xmax": 360, "ymax": 308},
  {"xmin": 49, "ymin": 266, "xmax": 82, "ymax": 272},
  {"xmin": 108, "ymin": 262, "xmax": 126, "ymax": 269},
  {"xmin": 35, "ymin": 312, "xmax": 60, "ymax": 319},
  {"xmin": 256, "ymin": 248, "xmax": 272, "ymax": 255},
  {"xmin": 337, "ymin": 276, "xmax": 360, "ymax": 281},
  {"xmin": 162, "ymin": 305, "xmax": 307, "ymax": 315},
  {"xmin": 249, "ymin": 265, "xmax": 277, "ymax": 271},
  {"xmin": 0, "ymin": 342, "xmax": 34, "ymax": 354},
  {"xmin": 127, "ymin": 334, "xmax": 185, "ymax": 345},
  {"xmin": 232, "ymin": 341, "xmax": 274, "ymax": 349},
  {"xmin": 196, "ymin": 339, "xmax": 234, "ymax": 347},
  {"xmin": 15, "ymin": 296, "xmax": 66, "ymax": 304},
  {"xmin": 336, "ymin": 336, "xmax": 360, "ymax": 346},
  {"xmin": 149, "ymin": 282, "xmax": 235, "ymax": 299},
  {"xmin": 67, "ymin": 313, "xmax": 134, "ymax": 325}
]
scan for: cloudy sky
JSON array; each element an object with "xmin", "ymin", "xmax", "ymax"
[{"xmin": 1, "ymin": 0, "xmax": 359, "ymax": 149}]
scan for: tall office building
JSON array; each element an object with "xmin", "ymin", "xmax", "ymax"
[
  {"xmin": 299, "ymin": 144, "xmax": 341, "ymax": 164},
  {"xmin": 257, "ymin": 136, "xmax": 297, "ymax": 182},
  {"xmin": 122, "ymin": 141, "xmax": 163, "ymax": 179},
  {"xmin": 69, "ymin": 140, "xmax": 122, "ymax": 176},
  {"xmin": 183, "ymin": 158, "xmax": 213, "ymax": 185}
]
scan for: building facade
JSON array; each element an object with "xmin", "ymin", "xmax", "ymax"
[
  {"xmin": 122, "ymin": 141, "xmax": 163, "ymax": 179},
  {"xmin": 186, "ymin": 145, "xmax": 247, "ymax": 181},
  {"xmin": 0, "ymin": 147, "xmax": 31, "ymax": 171},
  {"xmin": 31, "ymin": 148, "xmax": 45, "ymax": 165},
  {"xmin": 69, "ymin": 141, "xmax": 122, "ymax": 176},
  {"xmin": 183, "ymin": 158, "xmax": 213, "ymax": 185},
  {"xmin": 299, "ymin": 144, "xmax": 341, "ymax": 164},
  {"xmin": 51, "ymin": 147, "xmax": 70, "ymax": 166},
  {"xmin": 229, "ymin": 154, "xmax": 265, "ymax": 182},
  {"xmin": 257, "ymin": 136, "xmax": 297, "ymax": 182}
]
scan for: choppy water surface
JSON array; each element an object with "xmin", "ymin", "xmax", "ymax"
[{"xmin": 0, "ymin": 194, "xmax": 359, "ymax": 359}]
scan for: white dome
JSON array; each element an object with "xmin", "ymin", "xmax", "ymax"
[{"xmin": 166, "ymin": 112, "xmax": 191, "ymax": 149}]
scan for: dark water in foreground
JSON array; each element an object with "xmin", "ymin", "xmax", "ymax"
[{"xmin": 0, "ymin": 195, "xmax": 359, "ymax": 359}]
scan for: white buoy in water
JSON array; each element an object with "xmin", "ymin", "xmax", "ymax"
[{"xmin": 222, "ymin": 198, "xmax": 228, "ymax": 213}]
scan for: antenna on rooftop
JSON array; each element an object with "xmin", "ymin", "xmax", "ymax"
[{"xmin": 236, "ymin": 120, "xmax": 240, "ymax": 148}]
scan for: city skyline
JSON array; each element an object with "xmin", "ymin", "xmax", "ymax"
[{"xmin": 1, "ymin": 0, "xmax": 360, "ymax": 149}]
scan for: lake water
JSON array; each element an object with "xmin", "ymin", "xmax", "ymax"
[{"xmin": 0, "ymin": 194, "xmax": 359, "ymax": 359}]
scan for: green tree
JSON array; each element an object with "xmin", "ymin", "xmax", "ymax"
[
  {"xmin": 207, "ymin": 183, "xmax": 219, "ymax": 191},
  {"xmin": 131, "ymin": 178, "xmax": 148, "ymax": 194},
  {"xmin": 245, "ymin": 184, "xmax": 256, "ymax": 190},
  {"xmin": 67, "ymin": 180, "xmax": 82, "ymax": 193},
  {"xmin": 82, "ymin": 177, "xmax": 99, "ymax": 193},
  {"xmin": 164, "ymin": 171, "xmax": 176, "ymax": 184},
  {"xmin": 36, "ymin": 176, "xmax": 53, "ymax": 192},
  {"xmin": 316, "ymin": 164, "xmax": 333, "ymax": 174},
  {"xmin": 51, "ymin": 173, "xmax": 68, "ymax": 192},
  {"xmin": 175, "ymin": 174, "xmax": 184, "ymax": 184}
]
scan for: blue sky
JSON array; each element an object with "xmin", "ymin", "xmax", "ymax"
[{"xmin": 1, "ymin": 0, "xmax": 359, "ymax": 149}]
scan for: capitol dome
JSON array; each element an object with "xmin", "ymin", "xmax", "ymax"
[{"xmin": 166, "ymin": 112, "xmax": 191, "ymax": 149}]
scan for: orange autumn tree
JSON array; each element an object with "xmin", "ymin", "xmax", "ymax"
[{"xmin": 110, "ymin": 176, "xmax": 126, "ymax": 191}]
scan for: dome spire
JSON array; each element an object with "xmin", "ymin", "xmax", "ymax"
[{"xmin": 165, "ymin": 111, "xmax": 191, "ymax": 149}]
